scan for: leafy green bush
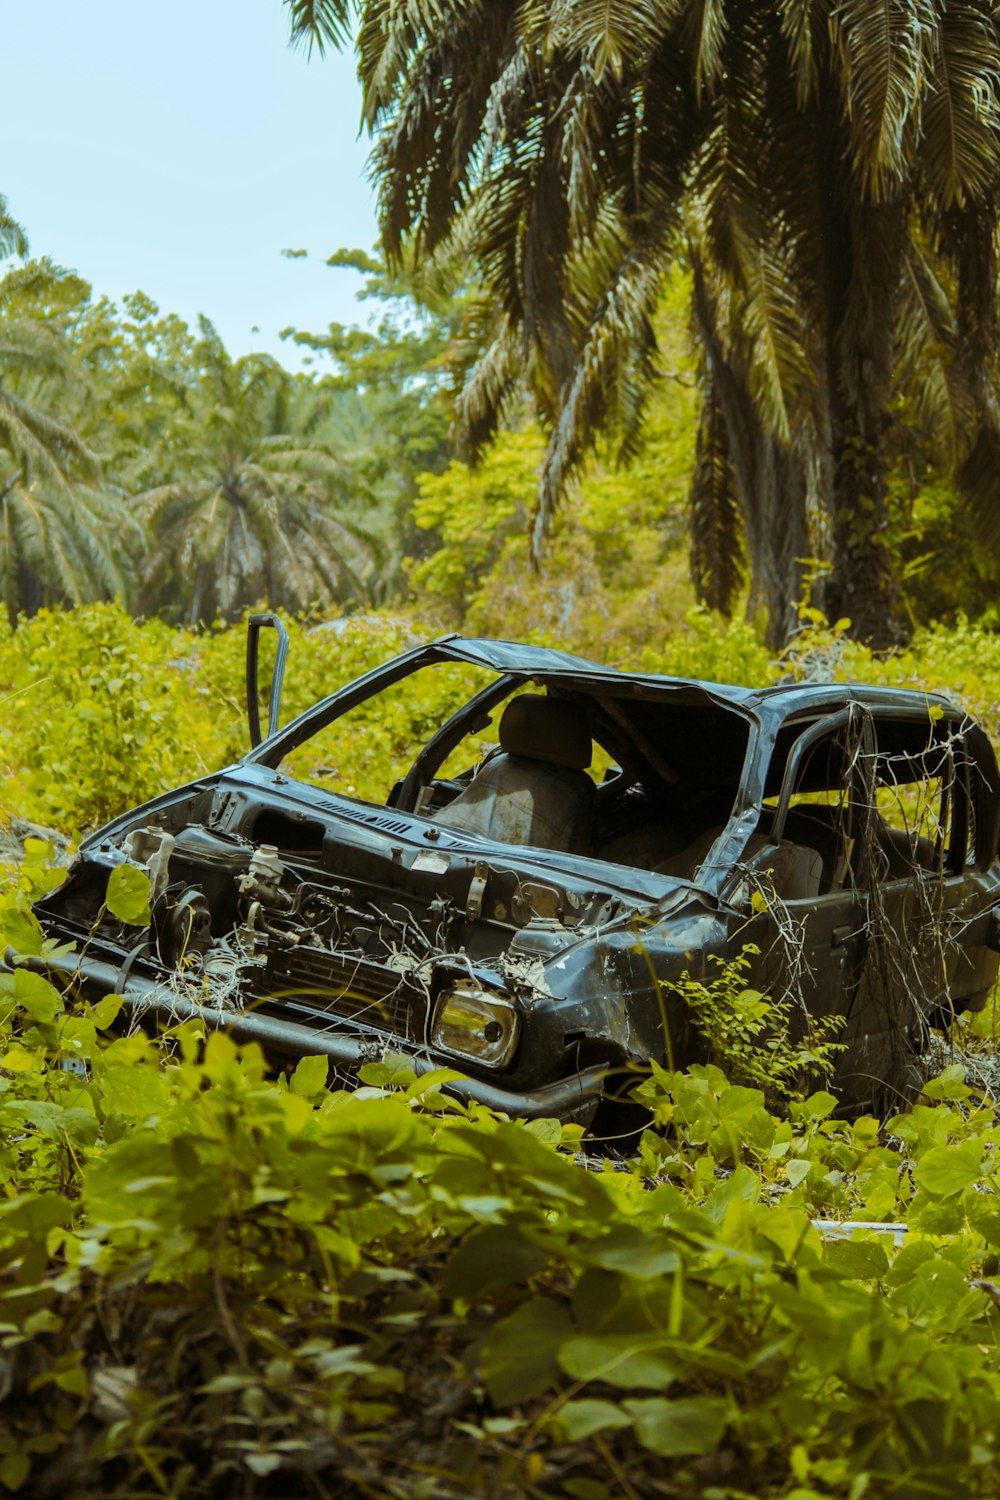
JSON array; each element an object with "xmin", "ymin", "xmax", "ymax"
[
  {"xmin": 0, "ymin": 603, "xmax": 439, "ymax": 834},
  {"xmin": 0, "ymin": 857, "xmax": 998, "ymax": 1496},
  {"xmin": 3, "ymin": 599, "xmax": 1000, "ymax": 844},
  {"xmin": 0, "ymin": 604, "xmax": 191, "ymax": 830},
  {"xmin": 657, "ymin": 944, "xmax": 845, "ymax": 1103}
]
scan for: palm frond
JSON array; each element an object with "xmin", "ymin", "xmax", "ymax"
[
  {"xmin": 0, "ymin": 390, "xmax": 100, "ymax": 480},
  {"xmin": 895, "ymin": 239, "xmax": 971, "ymax": 459},
  {"xmin": 452, "ymin": 310, "xmax": 524, "ymax": 457},
  {"xmin": 681, "ymin": 0, "xmax": 729, "ymax": 97},
  {"xmin": 689, "ymin": 377, "xmax": 744, "ymax": 613},
  {"xmin": 0, "ymin": 196, "xmax": 28, "ymax": 261},
  {"xmin": 547, "ymin": 0, "xmax": 675, "ymax": 79},
  {"xmin": 537, "ymin": 246, "xmax": 666, "ymax": 551},
  {"xmin": 738, "ymin": 241, "xmax": 817, "ymax": 444},
  {"xmin": 830, "ymin": 0, "xmax": 938, "ymax": 194},
  {"xmin": 777, "ymin": 0, "xmax": 823, "ymax": 106},
  {"xmin": 921, "ymin": 2, "xmax": 1000, "ymax": 206},
  {"xmin": 284, "ymin": 0, "xmax": 353, "ymax": 54},
  {"xmin": 0, "ymin": 478, "xmax": 139, "ymax": 623}
]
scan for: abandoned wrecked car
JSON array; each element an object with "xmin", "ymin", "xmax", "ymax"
[{"xmin": 13, "ymin": 618, "xmax": 1000, "ymax": 1125}]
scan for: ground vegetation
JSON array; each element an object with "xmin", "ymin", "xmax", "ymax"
[{"xmin": 0, "ymin": 825, "xmax": 999, "ymax": 1497}]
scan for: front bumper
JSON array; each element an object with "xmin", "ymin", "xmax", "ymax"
[{"xmin": 7, "ymin": 949, "xmax": 609, "ymax": 1125}]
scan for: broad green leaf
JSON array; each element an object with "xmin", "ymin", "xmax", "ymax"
[
  {"xmin": 90, "ymin": 994, "xmax": 123, "ymax": 1030},
  {"xmin": 965, "ymin": 1201, "xmax": 1000, "ymax": 1248},
  {"xmin": 13, "ymin": 969, "xmax": 62, "ymax": 1024},
  {"xmin": 551, "ymin": 1399, "xmax": 631, "ymax": 1442},
  {"xmin": 481, "ymin": 1297, "xmax": 572, "ymax": 1407},
  {"xmin": 0, "ymin": 905, "xmax": 46, "ymax": 957},
  {"xmin": 703, "ymin": 1164, "xmax": 760, "ymax": 1220},
  {"xmin": 99, "ymin": 1064, "xmax": 168, "ymax": 1122},
  {"xmin": 718, "ymin": 1085, "xmax": 767, "ymax": 1122},
  {"xmin": 579, "ymin": 1227, "xmax": 681, "ymax": 1280},
  {"xmin": 823, "ymin": 1239, "xmax": 890, "ymax": 1281},
  {"xmin": 0, "ymin": 1193, "xmax": 73, "ymax": 1236},
  {"xmin": 1, "ymin": 1043, "xmax": 39, "ymax": 1074},
  {"xmin": 755, "ymin": 1206, "xmax": 819, "ymax": 1264},
  {"xmin": 105, "ymin": 864, "xmax": 151, "ymax": 926},
  {"xmin": 913, "ymin": 1138, "xmax": 983, "ymax": 1198},
  {"xmin": 921, "ymin": 1065, "xmax": 971, "ymax": 1101},
  {"xmin": 0, "ymin": 1451, "xmax": 29, "ymax": 1491},
  {"xmin": 443, "ymin": 1225, "xmax": 548, "ymax": 1300},
  {"xmin": 5, "ymin": 1102, "xmax": 99, "ymax": 1146},
  {"xmin": 884, "ymin": 1240, "xmax": 938, "ymax": 1290},
  {"xmin": 54, "ymin": 1364, "xmax": 88, "ymax": 1397},
  {"xmin": 290, "ymin": 1053, "xmax": 329, "ymax": 1096},
  {"xmin": 244, "ymin": 1454, "xmax": 283, "ymax": 1477},
  {"xmin": 801, "ymin": 1091, "xmax": 838, "ymax": 1119},
  {"xmin": 909, "ymin": 1194, "xmax": 969, "ymax": 1236},
  {"xmin": 59, "ymin": 1015, "xmax": 97, "ymax": 1055},
  {"xmin": 558, "ymin": 1333, "xmax": 681, "ymax": 1390},
  {"xmin": 623, "ymin": 1395, "xmax": 729, "ymax": 1457}
]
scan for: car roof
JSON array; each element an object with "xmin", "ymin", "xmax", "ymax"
[{"xmin": 433, "ymin": 636, "xmax": 956, "ymax": 720}]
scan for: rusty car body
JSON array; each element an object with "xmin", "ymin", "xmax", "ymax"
[{"xmin": 16, "ymin": 623, "xmax": 1000, "ymax": 1125}]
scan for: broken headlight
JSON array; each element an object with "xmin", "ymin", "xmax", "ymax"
[{"xmin": 430, "ymin": 983, "xmax": 519, "ymax": 1068}]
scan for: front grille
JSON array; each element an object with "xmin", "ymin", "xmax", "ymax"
[{"xmin": 261, "ymin": 946, "xmax": 428, "ymax": 1042}]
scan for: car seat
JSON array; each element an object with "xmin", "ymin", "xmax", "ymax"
[{"xmin": 434, "ymin": 694, "xmax": 595, "ymax": 853}]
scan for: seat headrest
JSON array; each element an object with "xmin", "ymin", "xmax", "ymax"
[{"xmin": 498, "ymin": 694, "xmax": 592, "ymax": 770}]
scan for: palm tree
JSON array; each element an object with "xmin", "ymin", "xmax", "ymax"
[
  {"xmin": 0, "ymin": 238, "xmax": 138, "ymax": 624},
  {"xmin": 288, "ymin": 1, "xmax": 1000, "ymax": 648},
  {"xmin": 0, "ymin": 478, "xmax": 142, "ymax": 622},
  {"xmin": 138, "ymin": 319, "xmax": 380, "ymax": 623}
]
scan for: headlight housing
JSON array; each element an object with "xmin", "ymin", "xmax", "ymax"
[{"xmin": 430, "ymin": 982, "xmax": 520, "ymax": 1068}]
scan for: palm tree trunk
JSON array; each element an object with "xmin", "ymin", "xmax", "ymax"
[
  {"xmin": 822, "ymin": 405, "xmax": 901, "ymax": 647},
  {"xmin": 813, "ymin": 97, "xmax": 907, "ymax": 650},
  {"xmin": 692, "ymin": 261, "xmax": 810, "ymax": 651}
]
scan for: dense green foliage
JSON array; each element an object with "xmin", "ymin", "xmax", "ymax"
[
  {"xmin": 1, "ymin": 839, "xmax": 1000, "ymax": 1496},
  {"xmin": 289, "ymin": 0, "xmax": 1000, "ymax": 649},
  {"xmin": 0, "ymin": 600, "xmax": 998, "ymax": 1496},
  {"xmin": 0, "ymin": 211, "xmax": 994, "ymax": 663},
  {"xmin": 0, "ymin": 249, "xmax": 457, "ymax": 627},
  {"xmin": 0, "ymin": 213, "xmax": 994, "ymax": 645},
  {"xmin": 8, "ymin": 35, "xmax": 1000, "ymax": 1486},
  {"xmin": 6, "ymin": 600, "xmax": 1000, "ymax": 839}
]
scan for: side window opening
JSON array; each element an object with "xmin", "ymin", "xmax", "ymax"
[
  {"xmin": 428, "ymin": 690, "xmax": 750, "ymax": 872},
  {"xmin": 757, "ymin": 721, "xmax": 863, "ymax": 899},
  {"xmin": 871, "ymin": 720, "xmax": 969, "ymax": 880},
  {"xmin": 754, "ymin": 711, "xmax": 972, "ymax": 902},
  {"xmin": 872, "ymin": 767, "xmax": 948, "ymax": 877},
  {"xmin": 587, "ymin": 698, "xmax": 750, "ymax": 876}
]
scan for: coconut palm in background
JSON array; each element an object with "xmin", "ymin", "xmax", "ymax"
[
  {"xmin": 287, "ymin": 0, "xmax": 1000, "ymax": 648},
  {"xmin": 138, "ymin": 319, "xmax": 379, "ymax": 624},
  {"xmin": 0, "ymin": 481, "xmax": 143, "ymax": 626},
  {"xmin": 0, "ymin": 212, "xmax": 139, "ymax": 625}
]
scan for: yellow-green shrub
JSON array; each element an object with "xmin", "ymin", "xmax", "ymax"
[{"xmin": 5, "ymin": 601, "xmax": 1000, "ymax": 840}]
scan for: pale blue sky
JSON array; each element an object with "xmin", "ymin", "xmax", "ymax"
[{"xmin": 2, "ymin": 0, "xmax": 379, "ymax": 368}]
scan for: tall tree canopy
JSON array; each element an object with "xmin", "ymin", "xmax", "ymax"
[{"xmin": 287, "ymin": 0, "xmax": 1000, "ymax": 647}]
